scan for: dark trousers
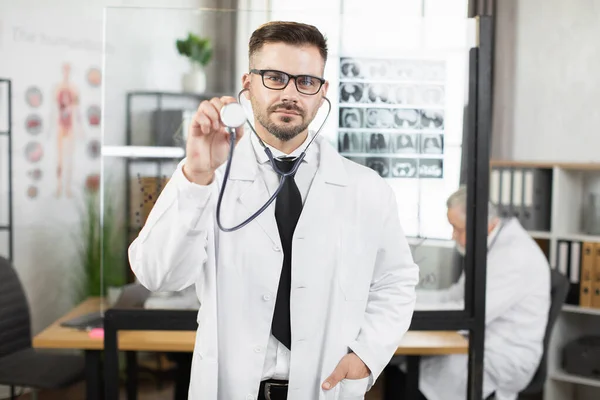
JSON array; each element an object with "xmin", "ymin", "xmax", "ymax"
[{"xmin": 384, "ymin": 365, "xmax": 429, "ymax": 400}]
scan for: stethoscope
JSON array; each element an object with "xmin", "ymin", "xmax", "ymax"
[{"xmin": 215, "ymin": 88, "xmax": 332, "ymax": 232}]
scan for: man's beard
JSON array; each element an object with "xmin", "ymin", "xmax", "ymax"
[{"xmin": 254, "ymin": 101, "xmax": 310, "ymax": 142}]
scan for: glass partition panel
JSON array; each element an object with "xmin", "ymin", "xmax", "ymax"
[
  {"xmin": 0, "ymin": 80, "xmax": 8, "ymax": 259},
  {"xmin": 100, "ymin": 7, "xmax": 479, "ymax": 314},
  {"xmin": 0, "ymin": 79, "xmax": 12, "ymax": 263}
]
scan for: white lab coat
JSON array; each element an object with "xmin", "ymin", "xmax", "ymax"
[
  {"xmin": 415, "ymin": 218, "xmax": 551, "ymax": 400},
  {"xmin": 128, "ymin": 133, "xmax": 419, "ymax": 400}
]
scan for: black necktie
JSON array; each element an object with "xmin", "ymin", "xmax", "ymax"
[{"xmin": 271, "ymin": 157, "xmax": 303, "ymax": 350}]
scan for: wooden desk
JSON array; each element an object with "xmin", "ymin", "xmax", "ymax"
[
  {"xmin": 34, "ymin": 297, "xmax": 467, "ymax": 353},
  {"xmin": 33, "ymin": 297, "xmax": 196, "ymax": 352},
  {"xmin": 33, "ymin": 297, "xmax": 469, "ymax": 400},
  {"xmin": 33, "ymin": 297, "xmax": 197, "ymax": 400},
  {"xmin": 388, "ymin": 331, "xmax": 468, "ymax": 400},
  {"xmin": 33, "ymin": 297, "xmax": 469, "ymax": 355},
  {"xmin": 396, "ymin": 330, "xmax": 468, "ymax": 355}
]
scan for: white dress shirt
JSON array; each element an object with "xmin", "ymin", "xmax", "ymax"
[{"xmin": 249, "ymin": 130, "xmax": 320, "ymax": 381}]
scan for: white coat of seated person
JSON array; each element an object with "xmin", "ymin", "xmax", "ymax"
[{"xmin": 404, "ymin": 186, "xmax": 550, "ymax": 400}]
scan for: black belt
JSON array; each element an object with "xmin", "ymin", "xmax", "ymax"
[{"xmin": 258, "ymin": 379, "xmax": 288, "ymax": 400}]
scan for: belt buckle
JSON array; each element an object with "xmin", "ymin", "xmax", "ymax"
[{"xmin": 264, "ymin": 382, "xmax": 287, "ymax": 400}]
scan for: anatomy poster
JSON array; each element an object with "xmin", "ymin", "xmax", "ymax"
[
  {"xmin": 0, "ymin": 11, "xmax": 106, "ymax": 258},
  {"xmin": 53, "ymin": 63, "xmax": 85, "ymax": 197},
  {"xmin": 0, "ymin": 4, "xmax": 109, "ymax": 210},
  {"xmin": 337, "ymin": 57, "xmax": 446, "ymax": 179}
]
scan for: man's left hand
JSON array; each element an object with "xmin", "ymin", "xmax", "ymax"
[{"xmin": 322, "ymin": 352, "xmax": 371, "ymax": 390}]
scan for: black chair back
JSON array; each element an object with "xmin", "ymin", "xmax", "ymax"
[
  {"xmin": 0, "ymin": 256, "xmax": 32, "ymax": 358},
  {"xmin": 520, "ymin": 269, "xmax": 569, "ymax": 394},
  {"xmin": 103, "ymin": 307, "xmax": 198, "ymax": 399}
]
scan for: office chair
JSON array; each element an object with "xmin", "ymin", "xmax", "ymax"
[
  {"xmin": 0, "ymin": 256, "xmax": 85, "ymax": 400},
  {"xmin": 518, "ymin": 268, "xmax": 569, "ymax": 397},
  {"xmin": 103, "ymin": 307, "xmax": 198, "ymax": 400}
]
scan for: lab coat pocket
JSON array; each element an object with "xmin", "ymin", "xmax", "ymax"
[{"xmin": 337, "ymin": 377, "xmax": 369, "ymax": 399}]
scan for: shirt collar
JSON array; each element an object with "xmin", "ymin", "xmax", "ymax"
[{"xmin": 250, "ymin": 129, "xmax": 316, "ymax": 165}]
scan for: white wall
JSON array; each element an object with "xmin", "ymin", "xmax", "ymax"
[{"xmin": 495, "ymin": 0, "xmax": 600, "ymax": 163}]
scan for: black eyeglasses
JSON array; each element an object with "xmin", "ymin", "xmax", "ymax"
[{"xmin": 249, "ymin": 69, "xmax": 325, "ymax": 95}]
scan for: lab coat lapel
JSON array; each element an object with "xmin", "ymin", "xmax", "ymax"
[
  {"xmin": 296, "ymin": 138, "xmax": 348, "ymax": 239},
  {"xmin": 295, "ymin": 137, "xmax": 349, "ymax": 258},
  {"xmin": 293, "ymin": 139, "xmax": 348, "ymax": 321},
  {"xmin": 228, "ymin": 134, "xmax": 281, "ymax": 246}
]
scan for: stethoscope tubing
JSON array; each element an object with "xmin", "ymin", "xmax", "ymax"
[{"xmin": 215, "ymin": 89, "xmax": 331, "ymax": 232}]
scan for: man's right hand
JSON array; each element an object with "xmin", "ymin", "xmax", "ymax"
[{"xmin": 183, "ymin": 96, "xmax": 244, "ymax": 185}]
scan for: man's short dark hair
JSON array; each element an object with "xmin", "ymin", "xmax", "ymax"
[{"xmin": 249, "ymin": 21, "xmax": 328, "ymax": 65}]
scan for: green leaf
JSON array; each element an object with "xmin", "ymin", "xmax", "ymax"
[
  {"xmin": 70, "ymin": 179, "xmax": 126, "ymax": 303},
  {"xmin": 176, "ymin": 32, "xmax": 213, "ymax": 67},
  {"xmin": 199, "ymin": 47, "xmax": 213, "ymax": 66}
]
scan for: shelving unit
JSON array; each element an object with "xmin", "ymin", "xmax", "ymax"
[
  {"xmin": 121, "ymin": 90, "xmax": 227, "ymax": 283},
  {"xmin": 490, "ymin": 160, "xmax": 600, "ymax": 400},
  {"xmin": 562, "ymin": 304, "xmax": 600, "ymax": 317},
  {"xmin": 0, "ymin": 78, "xmax": 13, "ymax": 263},
  {"xmin": 529, "ymin": 231, "xmax": 553, "ymax": 240},
  {"xmin": 102, "ymin": 145, "xmax": 185, "ymax": 159},
  {"xmin": 546, "ymin": 310, "xmax": 600, "ymax": 400},
  {"xmin": 550, "ymin": 370, "xmax": 600, "ymax": 388}
]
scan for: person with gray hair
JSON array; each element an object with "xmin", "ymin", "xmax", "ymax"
[
  {"xmin": 445, "ymin": 185, "xmax": 500, "ymax": 255},
  {"xmin": 390, "ymin": 185, "xmax": 551, "ymax": 400}
]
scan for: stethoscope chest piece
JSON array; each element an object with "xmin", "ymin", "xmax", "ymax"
[{"xmin": 220, "ymin": 103, "xmax": 246, "ymax": 128}]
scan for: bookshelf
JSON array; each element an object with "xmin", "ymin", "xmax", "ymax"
[
  {"xmin": 490, "ymin": 160, "xmax": 600, "ymax": 400},
  {"xmin": 550, "ymin": 370, "xmax": 600, "ymax": 389},
  {"xmin": 120, "ymin": 90, "xmax": 228, "ymax": 283},
  {"xmin": 562, "ymin": 304, "xmax": 600, "ymax": 317}
]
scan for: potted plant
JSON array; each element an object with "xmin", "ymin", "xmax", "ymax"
[
  {"xmin": 176, "ymin": 32, "xmax": 213, "ymax": 93},
  {"xmin": 71, "ymin": 182, "xmax": 126, "ymax": 304}
]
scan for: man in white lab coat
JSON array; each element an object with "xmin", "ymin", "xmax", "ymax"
[
  {"xmin": 128, "ymin": 21, "xmax": 419, "ymax": 400},
  {"xmin": 394, "ymin": 186, "xmax": 551, "ymax": 400}
]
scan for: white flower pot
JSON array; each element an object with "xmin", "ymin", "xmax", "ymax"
[{"xmin": 182, "ymin": 63, "xmax": 206, "ymax": 93}]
